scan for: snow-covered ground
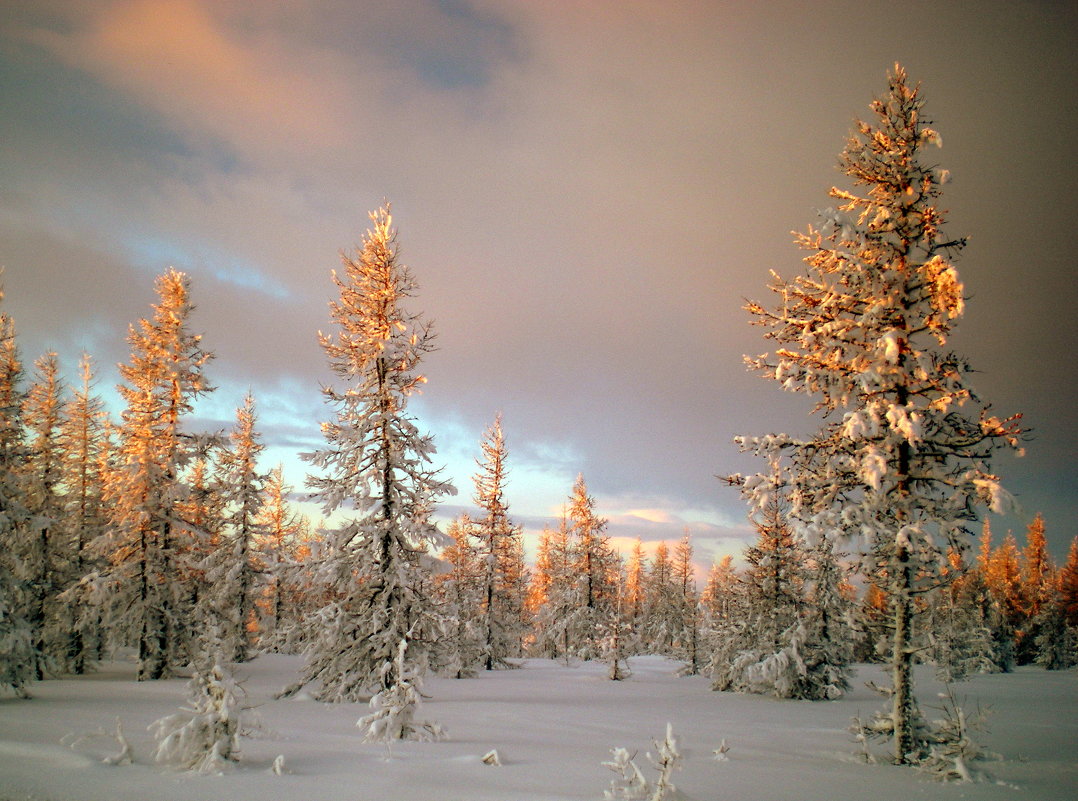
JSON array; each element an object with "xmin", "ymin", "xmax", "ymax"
[{"xmin": 0, "ymin": 655, "xmax": 1074, "ymax": 800}]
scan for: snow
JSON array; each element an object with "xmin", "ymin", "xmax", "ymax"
[{"xmin": 0, "ymin": 655, "xmax": 1074, "ymax": 800}]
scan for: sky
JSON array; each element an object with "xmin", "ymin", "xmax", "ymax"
[{"xmin": 1, "ymin": 0, "xmax": 1075, "ymax": 567}]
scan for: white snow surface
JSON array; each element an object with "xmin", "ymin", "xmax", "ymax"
[{"xmin": 0, "ymin": 655, "xmax": 1074, "ymax": 800}]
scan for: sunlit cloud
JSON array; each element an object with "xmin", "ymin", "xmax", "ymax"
[{"xmin": 14, "ymin": 0, "xmax": 353, "ymax": 162}]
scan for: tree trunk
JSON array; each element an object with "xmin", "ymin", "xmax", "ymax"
[{"xmin": 891, "ymin": 546, "xmax": 915, "ymax": 763}]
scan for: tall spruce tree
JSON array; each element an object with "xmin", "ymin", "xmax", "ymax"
[
  {"xmin": 729, "ymin": 67, "xmax": 1023, "ymax": 761},
  {"xmin": 284, "ymin": 206, "xmax": 453, "ymax": 742}
]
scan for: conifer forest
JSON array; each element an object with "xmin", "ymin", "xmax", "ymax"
[{"xmin": 1, "ymin": 5, "xmax": 1075, "ymax": 799}]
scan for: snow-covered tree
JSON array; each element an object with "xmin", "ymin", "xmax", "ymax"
[
  {"xmin": 206, "ymin": 393, "xmax": 265, "ymax": 662},
  {"xmin": 798, "ymin": 534, "xmax": 854, "ymax": 697},
  {"xmin": 152, "ymin": 627, "xmax": 244, "ymax": 774},
  {"xmin": 97, "ymin": 268, "xmax": 214, "ymax": 680},
  {"xmin": 470, "ymin": 414, "xmax": 525, "ymax": 669},
  {"xmin": 729, "ymin": 66, "xmax": 1023, "ymax": 761},
  {"xmin": 433, "ymin": 514, "xmax": 483, "ymax": 677},
  {"xmin": 710, "ymin": 497, "xmax": 814, "ymax": 697},
  {"xmin": 0, "ymin": 287, "xmax": 33, "ymax": 695},
  {"xmin": 641, "ymin": 541, "xmax": 677, "ymax": 654},
  {"xmin": 57, "ymin": 354, "xmax": 111, "ymax": 673},
  {"xmin": 21, "ymin": 352, "xmax": 66, "ymax": 679},
  {"xmin": 701, "ymin": 555, "xmax": 738, "ymax": 622},
  {"xmin": 282, "ymin": 207, "xmax": 454, "ymax": 742},
  {"xmin": 1016, "ymin": 514, "xmax": 1054, "ymax": 664},
  {"xmin": 924, "ymin": 550, "xmax": 1002, "ymax": 681},
  {"xmin": 1059, "ymin": 536, "xmax": 1078, "ymax": 627},
  {"xmin": 671, "ymin": 532, "xmax": 702, "ymax": 672},
  {"xmin": 566, "ymin": 474, "xmax": 615, "ymax": 660},
  {"xmin": 529, "ymin": 514, "xmax": 577, "ymax": 660},
  {"xmin": 623, "ymin": 538, "xmax": 647, "ymax": 648},
  {"xmin": 253, "ymin": 464, "xmax": 307, "ymax": 652}
]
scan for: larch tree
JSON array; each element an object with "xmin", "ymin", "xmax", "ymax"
[
  {"xmin": 623, "ymin": 538, "xmax": 647, "ymax": 648},
  {"xmin": 435, "ymin": 513, "xmax": 484, "ymax": 678},
  {"xmin": 254, "ymin": 464, "xmax": 306, "ymax": 652},
  {"xmin": 1060, "ymin": 537, "xmax": 1078, "ymax": 627},
  {"xmin": 470, "ymin": 414, "xmax": 524, "ymax": 669},
  {"xmin": 984, "ymin": 531, "xmax": 1023, "ymax": 641},
  {"xmin": 728, "ymin": 66, "xmax": 1023, "ymax": 762},
  {"xmin": 98, "ymin": 268, "xmax": 213, "ymax": 680},
  {"xmin": 701, "ymin": 554, "xmax": 739, "ymax": 623},
  {"xmin": 671, "ymin": 532, "xmax": 702, "ymax": 673},
  {"xmin": 284, "ymin": 206, "xmax": 454, "ymax": 743},
  {"xmin": 57, "ymin": 354, "xmax": 111, "ymax": 673},
  {"xmin": 0, "ymin": 286, "xmax": 33, "ymax": 696},
  {"xmin": 21, "ymin": 352, "xmax": 66, "ymax": 679},
  {"xmin": 207, "ymin": 392, "xmax": 266, "ymax": 662},
  {"xmin": 642, "ymin": 540, "xmax": 678, "ymax": 654},
  {"xmin": 529, "ymin": 513, "xmax": 576, "ymax": 660},
  {"xmin": 566, "ymin": 474, "xmax": 614, "ymax": 660},
  {"xmin": 1016, "ymin": 514, "xmax": 1054, "ymax": 664}
]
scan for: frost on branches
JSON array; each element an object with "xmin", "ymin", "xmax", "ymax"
[
  {"xmin": 152, "ymin": 654, "xmax": 244, "ymax": 774},
  {"xmin": 0, "ymin": 290, "xmax": 34, "ymax": 697},
  {"xmin": 603, "ymin": 723, "xmax": 683, "ymax": 801},
  {"xmin": 280, "ymin": 206, "xmax": 454, "ymax": 740},
  {"xmin": 728, "ymin": 66, "xmax": 1023, "ymax": 764},
  {"xmin": 95, "ymin": 269, "xmax": 213, "ymax": 681}
]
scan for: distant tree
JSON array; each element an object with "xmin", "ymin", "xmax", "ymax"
[
  {"xmin": 206, "ymin": 393, "xmax": 265, "ymax": 662},
  {"xmin": 710, "ymin": 497, "xmax": 810, "ymax": 697},
  {"xmin": 623, "ymin": 538, "xmax": 647, "ymax": 648},
  {"xmin": 1059, "ymin": 536, "xmax": 1078, "ymax": 627},
  {"xmin": 435, "ymin": 514, "xmax": 483, "ymax": 678},
  {"xmin": 671, "ymin": 532, "xmax": 702, "ymax": 672},
  {"xmin": 798, "ymin": 534, "xmax": 854, "ymax": 697},
  {"xmin": 924, "ymin": 550, "xmax": 1000, "ymax": 681},
  {"xmin": 728, "ymin": 67, "xmax": 1023, "ymax": 760},
  {"xmin": 984, "ymin": 531, "xmax": 1023, "ymax": 637},
  {"xmin": 529, "ymin": 513, "xmax": 577, "ymax": 661},
  {"xmin": 1016, "ymin": 514, "xmax": 1054, "ymax": 664},
  {"xmin": 470, "ymin": 414, "xmax": 525, "ymax": 669},
  {"xmin": 254, "ymin": 464, "xmax": 307, "ymax": 651},
  {"xmin": 852, "ymin": 581, "xmax": 890, "ymax": 663},
  {"xmin": 701, "ymin": 555, "xmax": 738, "ymax": 622},
  {"xmin": 566, "ymin": 474, "xmax": 615, "ymax": 660},
  {"xmin": 282, "ymin": 207, "xmax": 453, "ymax": 742},
  {"xmin": 98, "ymin": 268, "xmax": 213, "ymax": 680},
  {"xmin": 641, "ymin": 541, "xmax": 677, "ymax": 654}
]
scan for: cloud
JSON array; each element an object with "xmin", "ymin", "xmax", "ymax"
[{"xmin": 15, "ymin": 0, "xmax": 351, "ymax": 161}]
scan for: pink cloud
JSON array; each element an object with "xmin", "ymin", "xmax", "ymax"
[{"xmin": 19, "ymin": 0, "xmax": 350, "ymax": 158}]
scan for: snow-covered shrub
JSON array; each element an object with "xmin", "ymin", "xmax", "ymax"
[
  {"xmin": 850, "ymin": 683, "xmax": 996, "ymax": 782},
  {"xmin": 151, "ymin": 658, "xmax": 244, "ymax": 773},
  {"xmin": 603, "ymin": 723, "xmax": 683, "ymax": 801},
  {"xmin": 917, "ymin": 687, "xmax": 998, "ymax": 783},
  {"xmin": 358, "ymin": 640, "xmax": 446, "ymax": 743}
]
